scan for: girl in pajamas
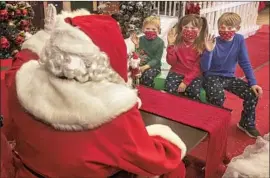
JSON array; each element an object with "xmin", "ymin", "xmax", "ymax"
[
  {"xmin": 131, "ymin": 16, "xmax": 164, "ymax": 88},
  {"xmin": 165, "ymin": 14, "xmax": 208, "ymax": 101}
]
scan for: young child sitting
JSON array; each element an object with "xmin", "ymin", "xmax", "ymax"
[
  {"xmin": 165, "ymin": 14, "xmax": 208, "ymax": 101},
  {"xmin": 131, "ymin": 16, "xmax": 164, "ymax": 88},
  {"xmin": 201, "ymin": 12, "xmax": 263, "ymax": 138}
]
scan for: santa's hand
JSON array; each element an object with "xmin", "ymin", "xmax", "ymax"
[{"xmin": 44, "ymin": 4, "xmax": 57, "ymax": 33}]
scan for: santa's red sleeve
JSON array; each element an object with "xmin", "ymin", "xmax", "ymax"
[
  {"xmin": 5, "ymin": 49, "xmax": 39, "ymax": 89},
  {"xmin": 1, "ymin": 131, "xmax": 16, "ymax": 178},
  {"xmin": 2, "ymin": 49, "xmax": 39, "ymax": 140},
  {"xmin": 101, "ymin": 106, "xmax": 186, "ymax": 177}
]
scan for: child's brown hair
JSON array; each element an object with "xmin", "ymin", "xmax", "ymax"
[
  {"xmin": 218, "ymin": 12, "xmax": 241, "ymax": 28},
  {"xmin": 143, "ymin": 16, "xmax": 161, "ymax": 34},
  {"xmin": 174, "ymin": 14, "xmax": 208, "ymax": 54}
]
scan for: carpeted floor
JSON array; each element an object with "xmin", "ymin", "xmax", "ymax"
[{"xmin": 187, "ymin": 25, "xmax": 269, "ymax": 177}]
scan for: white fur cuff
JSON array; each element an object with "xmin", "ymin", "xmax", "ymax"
[
  {"xmin": 146, "ymin": 124, "xmax": 187, "ymax": 159},
  {"xmin": 137, "ymin": 97, "xmax": 142, "ymax": 109}
]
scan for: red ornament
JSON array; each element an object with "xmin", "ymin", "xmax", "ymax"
[
  {"xmin": 15, "ymin": 9, "xmax": 21, "ymax": 16},
  {"xmin": 132, "ymin": 52, "xmax": 139, "ymax": 59},
  {"xmin": 24, "ymin": 27, "xmax": 30, "ymax": 32},
  {"xmin": 186, "ymin": 2, "xmax": 200, "ymax": 15},
  {"xmin": 15, "ymin": 35, "xmax": 25, "ymax": 45},
  {"xmin": 0, "ymin": 9, "xmax": 8, "ymax": 20},
  {"xmin": 21, "ymin": 9, "xmax": 28, "ymax": 16},
  {"xmin": 0, "ymin": 37, "xmax": 10, "ymax": 49},
  {"xmin": 20, "ymin": 19, "xmax": 29, "ymax": 28}
]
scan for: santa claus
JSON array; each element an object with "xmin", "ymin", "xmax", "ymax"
[
  {"xmin": 6, "ymin": 9, "xmax": 187, "ymax": 178},
  {"xmin": 2, "ymin": 4, "xmax": 90, "ymax": 139}
]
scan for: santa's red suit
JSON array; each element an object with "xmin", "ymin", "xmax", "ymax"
[
  {"xmin": 7, "ymin": 14, "xmax": 187, "ymax": 178},
  {"xmin": 3, "ymin": 5, "xmax": 90, "ymax": 140}
]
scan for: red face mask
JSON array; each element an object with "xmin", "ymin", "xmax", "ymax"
[
  {"xmin": 182, "ymin": 29, "xmax": 198, "ymax": 42},
  {"xmin": 219, "ymin": 31, "xmax": 236, "ymax": 41},
  {"xmin": 144, "ymin": 31, "xmax": 158, "ymax": 40}
]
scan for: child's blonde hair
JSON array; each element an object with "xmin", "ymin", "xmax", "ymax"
[
  {"xmin": 175, "ymin": 14, "xmax": 208, "ymax": 54},
  {"xmin": 218, "ymin": 12, "xmax": 241, "ymax": 27},
  {"xmin": 143, "ymin": 16, "xmax": 161, "ymax": 34}
]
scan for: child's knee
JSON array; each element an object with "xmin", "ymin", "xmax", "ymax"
[{"xmin": 244, "ymin": 90, "xmax": 259, "ymax": 102}]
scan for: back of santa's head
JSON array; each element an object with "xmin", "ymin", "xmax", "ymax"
[
  {"xmin": 21, "ymin": 5, "xmax": 91, "ymax": 56},
  {"xmin": 39, "ymin": 14, "xmax": 128, "ymax": 84}
]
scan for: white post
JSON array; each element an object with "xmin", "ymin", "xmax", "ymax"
[
  {"xmin": 157, "ymin": 1, "xmax": 160, "ymax": 16},
  {"xmin": 169, "ymin": 1, "xmax": 172, "ymax": 16},
  {"xmin": 164, "ymin": 1, "xmax": 167, "ymax": 16},
  {"xmin": 173, "ymin": 1, "xmax": 177, "ymax": 17}
]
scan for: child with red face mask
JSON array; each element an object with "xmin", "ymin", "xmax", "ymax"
[
  {"xmin": 201, "ymin": 12, "xmax": 263, "ymax": 138},
  {"xmin": 165, "ymin": 14, "xmax": 208, "ymax": 101},
  {"xmin": 131, "ymin": 16, "xmax": 164, "ymax": 88}
]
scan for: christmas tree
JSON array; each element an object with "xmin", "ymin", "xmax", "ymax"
[
  {"xmin": 111, "ymin": 1, "xmax": 156, "ymax": 39},
  {"xmin": 0, "ymin": 1, "xmax": 35, "ymax": 60}
]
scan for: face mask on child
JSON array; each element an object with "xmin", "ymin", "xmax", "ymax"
[
  {"xmin": 182, "ymin": 29, "xmax": 198, "ymax": 42},
  {"xmin": 219, "ymin": 31, "xmax": 236, "ymax": 41},
  {"xmin": 144, "ymin": 31, "xmax": 158, "ymax": 40}
]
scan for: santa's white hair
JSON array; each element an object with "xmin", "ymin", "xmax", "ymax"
[{"xmin": 39, "ymin": 16, "xmax": 125, "ymax": 84}]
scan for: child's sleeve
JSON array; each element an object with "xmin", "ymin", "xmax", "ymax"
[
  {"xmin": 183, "ymin": 61, "xmax": 201, "ymax": 86},
  {"xmin": 238, "ymin": 36, "xmax": 257, "ymax": 86},
  {"xmin": 200, "ymin": 50, "xmax": 213, "ymax": 72},
  {"xmin": 147, "ymin": 40, "xmax": 164, "ymax": 68},
  {"xmin": 166, "ymin": 45, "xmax": 178, "ymax": 66}
]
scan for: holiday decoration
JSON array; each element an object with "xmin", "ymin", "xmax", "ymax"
[
  {"xmin": 129, "ymin": 52, "xmax": 141, "ymax": 87},
  {"xmin": 185, "ymin": 2, "xmax": 201, "ymax": 15},
  {"xmin": 0, "ymin": 1, "xmax": 36, "ymax": 59},
  {"xmin": 97, "ymin": 2, "xmax": 120, "ymax": 15},
  {"xmin": 110, "ymin": 1, "xmax": 156, "ymax": 39}
]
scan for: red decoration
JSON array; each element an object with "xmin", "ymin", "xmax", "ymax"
[
  {"xmin": 21, "ymin": 9, "xmax": 27, "ymax": 16},
  {"xmin": 0, "ymin": 2, "xmax": 35, "ymax": 59},
  {"xmin": 15, "ymin": 9, "xmax": 21, "ymax": 16},
  {"xmin": 0, "ymin": 37, "xmax": 10, "ymax": 49},
  {"xmin": 185, "ymin": 2, "xmax": 201, "ymax": 15},
  {"xmin": 20, "ymin": 19, "xmax": 29, "ymax": 28},
  {"xmin": 15, "ymin": 35, "xmax": 24, "ymax": 45},
  {"xmin": 0, "ymin": 9, "xmax": 8, "ymax": 20},
  {"xmin": 24, "ymin": 27, "xmax": 29, "ymax": 32}
]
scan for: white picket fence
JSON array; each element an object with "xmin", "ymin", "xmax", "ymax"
[{"xmin": 152, "ymin": 1, "xmax": 260, "ymax": 38}]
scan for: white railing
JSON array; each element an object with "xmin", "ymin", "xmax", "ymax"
[
  {"xmin": 153, "ymin": 1, "xmax": 260, "ymax": 38},
  {"xmin": 152, "ymin": 1, "xmax": 186, "ymax": 17}
]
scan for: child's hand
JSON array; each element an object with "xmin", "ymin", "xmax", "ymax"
[
  {"xmin": 178, "ymin": 82, "xmax": 187, "ymax": 92},
  {"xmin": 205, "ymin": 34, "xmax": 216, "ymax": 52},
  {"xmin": 131, "ymin": 33, "xmax": 139, "ymax": 48},
  {"xmin": 251, "ymin": 85, "xmax": 263, "ymax": 98},
  {"xmin": 167, "ymin": 28, "xmax": 177, "ymax": 46},
  {"xmin": 140, "ymin": 65, "xmax": 150, "ymax": 73}
]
